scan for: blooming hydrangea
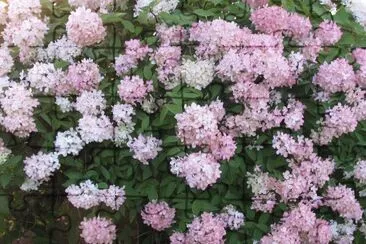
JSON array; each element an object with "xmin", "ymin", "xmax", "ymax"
[
  {"xmin": 112, "ymin": 103, "xmax": 136, "ymax": 146},
  {"xmin": 156, "ymin": 24, "xmax": 186, "ymax": 46},
  {"xmin": 208, "ymin": 134, "xmax": 237, "ymax": 161},
  {"xmin": 66, "ymin": 180, "xmax": 126, "ymax": 210},
  {"xmin": 66, "ymin": 7, "xmax": 106, "ymax": 47},
  {"xmin": 54, "ymin": 129, "xmax": 84, "ymax": 156},
  {"xmin": 343, "ymin": 0, "xmax": 366, "ymax": 29},
  {"xmin": 134, "ymin": 0, "xmax": 179, "ymax": 17},
  {"xmin": 79, "ymin": 217, "xmax": 116, "ymax": 244},
  {"xmin": 315, "ymin": 20, "xmax": 343, "ymax": 45},
  {"xmin": 0, "ymin": 2, "xmax": 6, "ymax": 25},
  {"xmin": 77, "ymin": 114, "xmax": 114, "ymax": 143},
  {"xmin": 141, "ymin": 200, "xmax": 176, "ymax": 231},
  {"xmin": 323, "ymin": 185, "xmax": 363, "ymax": 221},
  {"xmin": 180, "ymin": 59, "xmax": 215, "ymax": 90},
  {"xmin": 115, "ymin": 39, "xmax": 151, "ymax": 76},
  {"xmin": 0, "ymin": 83, "xmax": 39, "ymax": 137},
  {"xmin": 185, "ymin": 212, "xmax": 227, "ymax": 244},
  {"xmin": 127, "ymin": 134, "xmax": 162, "ymax": 164},
  {"xmin": 75, "ymin": 90, "xmax": 106, "ymax": 115},
  {"xmin": 23, "ymin": 152, "xmax": 60, "ymax": 184},
  {"xmin": 66, "ymin": 180, "xmax": 101, "ymax": 209},
  {"xmin": 0, "ymin": 46, "xmax": 14, "ymax": 76},
  {"xmin": 261, "ymin": 203, "xmax": 332, "ymax": 244},
  {"xmin": 218, "ymin": 205, "xmax": 245, "ymax": 230},
  {"xmin": 118, "ymin": 76, "xmax": 153, "ymax": 105},
  {"xmin": 272, "ymin": 132, "xmax": 314, "ymax": 161},
  {"xmin": 312, "ymin": 104, "xmax": 358, "ymax": 145},
  {"xmin": 153, "ymin": 46, "xmax": 181, "ymax": 89},
  {"xmin": 170, "ymin": 152, "xmax": 221, "ymax": 190},
  {"xmin": 250, "ymin": 6, "xmax": 312, "ymax": 40},
  {"xmin": 55, "ymin": 96, "xmax": 74, "ymax": 113},
  {"xmin": 67, "ymin": 59, "xmax": 102, "ymax": 93},
  {"xmin": 313, "ymin": 58, "xmax": 356, "ymax": 94},
  {"xmin": 175, "ymin": 102, "xmax": 224, "ymax": 147},
  {"xmin": 98, "ymin": 185, "xmax": 126, "ymax": 211},
  {"xmin": 330, "ymin": 220, "xmax": 357, "ymax": 244},
  {"xmin": 27, "ymin": 62, "xmax": 65, "ymax": 94},
  {"xmin": 46, "ymin": 36, "xmax": 81, "ymax": 63}
]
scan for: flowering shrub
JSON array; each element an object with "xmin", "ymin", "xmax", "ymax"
[{"xmin": 1, "ymin": 0, "xmax": 366, "ymax": 243}]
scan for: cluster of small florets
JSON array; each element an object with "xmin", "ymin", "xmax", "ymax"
[
  {"xmin": 44, "ymin": 36, "xmax": 81, "ymax": 63},
  {"xmin": 141, "ymin": 200, "xmax": 176, "ymax": 231},
  {"xmin": 0, "ymin": 82, "xmax": 39, "ymax": 137},
  {"xmin": 75, "ymin": 90, "xmax": 107, "ymax": 116},
  {"xmin": 77, "ymin": 114, "xmax": 114, "ymax": 144},
  {"xmin": 54, "ymin": 129, "xmax": 85, "ymax": 156},
  {"xmin": 118, "ymin": 76, "xmax": 153, "ymax": 105},
  {"xmin": 66, "ymin": 7, "xmax": 106, "ymax": 47},
  {"xmin": 134, "ymin": 0, "xmax": 180, "ymax": 17},
  {"xmin": 79, "ymin": 216, "xmax": 116, "ymax": 244},
  {"xmin": 27, "ymin": 62, "xmax": 65, "ymax": 94},
  {"xmin": 170, "ymin": 152, "xmax": 221, "ymax": 190},
  {"xmin": 330, "ymin": 220, "xmax": 357, "ymax": 244},
  {"xmin": 0, "ymin": 46, "xmax": 14, "ymax": 76},
  {"xmin": 217, "ymin": 205, "xmax": 245, "ymax": 230},
  {"xmin": 115, "ymin": 39, "xmax": 151, "ymax": 75},
  {"xmin": 66, "ymin": 180, "xmax": 125, "ymax": 210},
  {"xmin": 67, "ymin": 59, "xmax": 102, "ymax": 94},
  {"xmin": 261, "ymin": 203, "xmax": 333, "ymax": 244},
  {"xmin": 180, "ymin": 59, "xmax": 215, "ymax": 90},
  {"xmin": 2, "ymin": 0, "xmax": 48, "ymax": 63},
  {"xmin": 127, "ymin": 134, "xmax": 162, "ymax": 164},
  {"xmin": 112, "ymin": 103, "xmax": 136, "ymax": 146},
  {"xmin": 23, "ymin": 152, "xmax": 60, "ymax": 188},
  {"xmin": 170, "ymin": 212, "xmax": 227, "ymax": 244}
]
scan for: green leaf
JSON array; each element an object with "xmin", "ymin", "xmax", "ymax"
[{"xmin": 193, "ymin": 9, "xmax": 216, "ymax": 17}]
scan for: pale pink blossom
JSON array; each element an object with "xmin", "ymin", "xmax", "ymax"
[{"xmin": 141, "ymin": 200, "xmax": 175, "ymax": 231}]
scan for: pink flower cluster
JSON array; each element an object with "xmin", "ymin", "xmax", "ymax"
[
  {"xmin": 66, "ymin": 7, "xmax": 106, "ymax": 47},
  {"xmin": 217, "ymin": 205, "xmax": 245, "ymax": 230},
  {"xmin": 152, "ymin": 46, "xmax": 182, "ymax": 89},
  {"xmin": 312, "ymin": 103, "xmax": 358, "ymax": 145},
  {"xmin": 2, "ymin": 0, "xmax": 48, "ymax": 63},
  {"xmin": 67, "ymin": 59, "xmax": 102, "ymax": 94},
  {"xmin": 313, "ymin": 58, "xmax": 356, "ymax": 94},
  {"xmin": 118, "ymin": 76, "xmax": 153, "ymax": 105},
  {"xmin": 141, "ymin": 200, "xmax": 175, "ymax": 231},
  {"xmin": 243, "ymin": 0, "xmax": 268, "ymax": 8},
  {"xmin": 261, "ymin": 203, "xmax": 332, "ymax": 244},
  {"xmin": 115, "ymin": 39, "xmax": 151, "ymax": 76},
  {"xmin": 66, "ymin": 180, "xmax": 126, "ymax": 210},
  {"xmin": 0, "ymin": 83, "xmax": 39, "ymax": 137},
  {"xmin": 79, "ymin": 217, "xmax": 116, "ymax": 244},
  {"xmin": 248, "ymin": 133, "xmax": 336, "ymax": 212},
  {"xmin": 170, "ymin": 212, "xmax": 227, "ymax": 244},
  {"xmin": 77, "ymin": 114, "xmax": 113, "ymax": 143},
  {"xmin": 68, "ymin": 0, "xmax": 113, "ymax": 13},
  {"xmin": 323, "ymin": 185, "xmax": 363, "ymax": 221},
  {"xmin": 170, "ymin": 152, "xmax": 221, "ymax": 190},
  {"xmin": 127, "ymin": 134, "xmax": 162, "ymax": 164}
]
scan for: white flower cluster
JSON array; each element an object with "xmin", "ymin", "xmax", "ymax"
[
  {"xmin": 46, "ymin": 36, "xmax": 81, "ymax": 63},
  {"xmin": 27, "ymin": 62, "xmax": 64, "ymax": 94},
  {"xmin": 112, "ymin": 103, "xmax": 136, "ymax": 146},
  {"xmin": 55, "ymin": 96, "xmax": 74, "ymax": 113},
  {"xmin": 68, "ymin": 0, "xmax": 113, "ymax": 13},
  {"xmin": 330, "ymin": 220, "xmax": 357, "ymax": 243},
  {"xmin": 66, "ymin": 180, "xmax": 126, "ymax": 210},
  {"xmin": 75, "ymin": 89, "xmax": 106, "ymax": 116},
  {"xmin": 219, "ymin": 205, "xmax": 245, "ymax": 230},
  {"xmin": 134, "ymin": 0, "xmax": 180, "ymax": 17},
  {"xmin": 343, "ymin": 0, "xmax": 366, "ymax": 29},
  {"xmin": 23, "ymin": 152, "xmax": 60, "ymax": 190},
  {"xmin": 77, "ymin": 114, "xmax": 114, "ymax": 144},
  {"xmin": 55, "ymin": 129, "xmax": 84, "ymax": 156},
  {"xmin": 127, "ymin": 134, "xmax": 162, "ymax": 164},
  {"xmin": 181, "ymin": 59, "xmax": 215, "ymax": 90}
]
